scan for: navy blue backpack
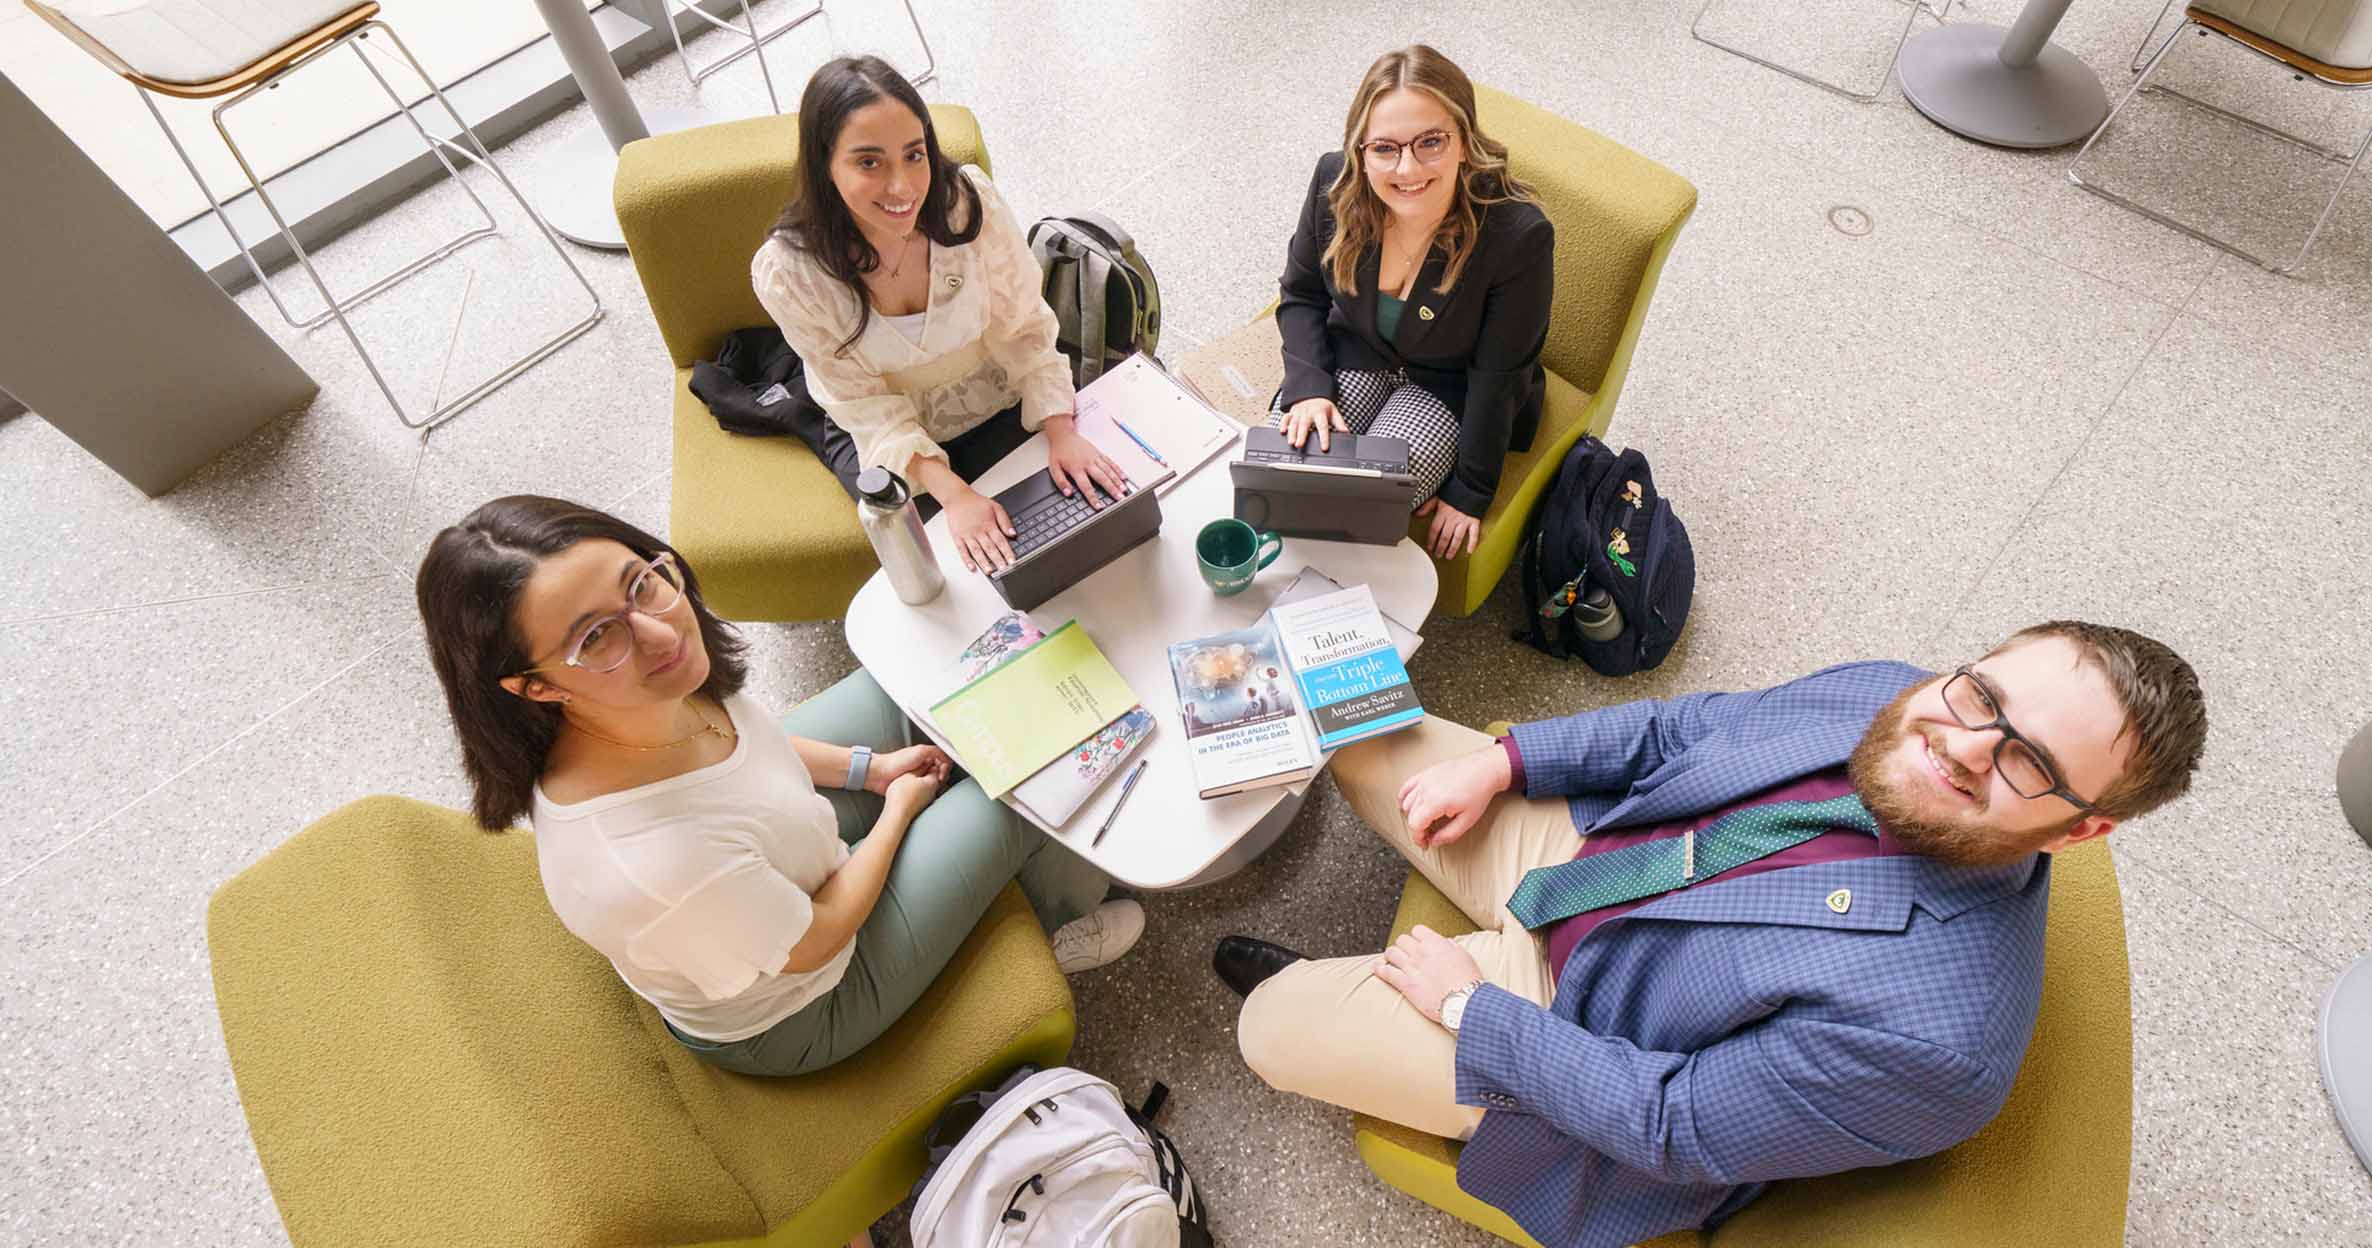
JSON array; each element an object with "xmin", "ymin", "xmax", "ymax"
[{"xmin": 1514, "ymin": 436, "xmax": 1695, "ymax": 676}]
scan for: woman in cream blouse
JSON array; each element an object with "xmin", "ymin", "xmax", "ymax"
[{"xmin": 753, "ymin": 56, "xmax": 1126, "ymax": 574}]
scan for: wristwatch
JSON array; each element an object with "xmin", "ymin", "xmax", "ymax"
[
  {"xmin": 1439, "ymin": 979, "xmax": 1486, "ymax": 1033},
  {"xmin": 845, "ymin": 744, "xmax": 873, "ymax": 792}
]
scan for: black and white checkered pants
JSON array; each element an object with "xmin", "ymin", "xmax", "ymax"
[{"xmin": 1269, "ymin": 368, "xmax": 1460, "ymax": 509}]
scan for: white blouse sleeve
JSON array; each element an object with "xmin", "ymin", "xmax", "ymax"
[
  {"xmin": 751, "ymin": 238, "xmax": 946, "ymax": 483},
  {"xmin": 961, "ymin": 167, "xmax": 1076, "ymax": 429},
  {"xmin": 623, "ymin": 829, "xmax": 815, "ymax": 1002}
]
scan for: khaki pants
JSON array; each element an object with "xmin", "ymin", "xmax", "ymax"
[{"xmin": 1235, "ymin": 719, "xmax": 1583, "ymax": 1139}]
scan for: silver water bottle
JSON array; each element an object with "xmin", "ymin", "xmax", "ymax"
[
  {"xmin": 1575, "ymin": 585, "xmax": 1624, "ymax": 643},
  {"xmin": 856, "ymin": 467, "xmax": 945, "ymax": 605}
]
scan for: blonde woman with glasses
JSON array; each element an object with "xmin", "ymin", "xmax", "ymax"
[
  {"xmin": 1274, "ymin": 44, "xmax": 1553, "ymax": 559},
  {"xmin": 416, "ymin": 496, "xmax": 1142, "ymax": 1088}
]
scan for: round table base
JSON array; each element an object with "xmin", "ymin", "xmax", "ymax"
[
  {"xmin": 2339, "ymin": 718, "xmax": 2372, "ymax": 848},
  {"xmin": 522, "ymin": 103, "xmax": 743, "ymax": 251},
  {"xmin": 2324, "ymin": 950, "xmax": 2372, "ymax": 1173},
  {"xmin": 1897, "ymin": 21, "xmax": 2110, "ymax": 149},
  {"xmin": 1173, "ymin": 785, "xmax": 1308, "ymax": 889}
]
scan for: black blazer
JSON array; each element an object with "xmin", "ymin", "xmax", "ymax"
[{"xmin": 1276, "ymin": 150, "xmax": 1554, "ymax": 517}]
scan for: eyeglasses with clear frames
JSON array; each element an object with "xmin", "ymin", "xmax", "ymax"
[
  {"xmin": 1361, "ymin": 129, "xmax": 1456, "ymax": 170},
  {"xmin": 516, "ymin": 553, "xmax": 688, "ymax": 677},
  {"xmin": 1939, "ymin": 666, "xmax": 2097, "ymax": 812}
]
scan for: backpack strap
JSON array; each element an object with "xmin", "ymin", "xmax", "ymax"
[
  {"xmin": 1030, "ymin": 217, "xmax": 1114, "ymax": 387},
  {"xmin": 918, "ymin": 1064, "xmax": 1041, "ymax": 1166},
  {"xmin": 1076, "ymin": 245, "xmax": 1114, "ymax": 385},
  {"xmin": 1075, "ymin": 215, "xmax": 1156, "ymax": 354},
  {"xmin": 1514, "ymin": 522, "xmax": 1552, "ymax": 655},
  {"xmin": 1513, "ymin": 446, "xmax": 1586, "ymax": 657},
  {"xmin": 1027, "ymin": 219, "xmax": 1063, "ymax": 299}
]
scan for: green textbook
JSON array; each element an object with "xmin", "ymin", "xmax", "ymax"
[{"xmin": 928, "ymin": 620, "xmax": 1134, "ymax": 799}]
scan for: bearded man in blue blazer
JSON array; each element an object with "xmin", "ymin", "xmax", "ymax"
[{"xmin": 1219, "ymin": 620, "xmax": 2206, "ymax": 1248}]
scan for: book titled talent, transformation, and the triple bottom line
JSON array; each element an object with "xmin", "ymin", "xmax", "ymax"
[{"xmin": 1167, "ymin": 581, "xmax": 1425, "ymax": 800}]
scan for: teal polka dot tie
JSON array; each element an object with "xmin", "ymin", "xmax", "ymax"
[{"xmin": 1506, "ymin": 793, "xmax": 1880, "ymax": 931}]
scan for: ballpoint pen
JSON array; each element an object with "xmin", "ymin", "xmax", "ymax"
[
  {"xmin": 1090, "ymin": 759, "xmax": 1151, "ymax": 848},
  {"xmin": 1113, "ymin": 417, "xmax": 1168, "ymax": 467}
]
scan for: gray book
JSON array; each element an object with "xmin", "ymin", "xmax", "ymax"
[{"xmin": 1276, "ymin": 566, "xmax": 1423, "ymax": 662}]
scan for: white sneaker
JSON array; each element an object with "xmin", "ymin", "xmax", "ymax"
[{"xmin": 1050, "ymin": 899, "xmax": 1145, "ymax": 975}]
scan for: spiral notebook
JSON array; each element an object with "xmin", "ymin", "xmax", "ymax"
[{"xmin": 1071, "ymin": 354, "xmax": 1240, "ymax": 494}]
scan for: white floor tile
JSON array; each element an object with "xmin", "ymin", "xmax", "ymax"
[
  {"xmin": 0, "ymin": 575, "xmax": 415, "ymax": 880},
  {"xmin": 2118, "ymin": 857, "xmax": 2372, "ymax": 1245},
  {"xmin": 0, "ymin": 637, "xmax": 468, "ymax": 1247}
]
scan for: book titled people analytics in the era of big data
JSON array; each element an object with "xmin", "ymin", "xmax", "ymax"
[{"xmin": 1165, "ymin": 583, "xmax": 1425, "ymax": 799}]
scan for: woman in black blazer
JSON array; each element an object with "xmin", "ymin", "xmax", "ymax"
[{"xmin": 1274, "ymin": 44, "xmax": 1553, "ymax": 558}]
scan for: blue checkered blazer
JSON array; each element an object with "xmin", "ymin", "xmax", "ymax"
[{"xmin": 1460, "ymin": 660, "xmax": 2052, "ymax": 1248}]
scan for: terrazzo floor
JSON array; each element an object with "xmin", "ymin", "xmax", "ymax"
[{"xmin": 6, "ymin": 0, "xmax": 2372, "ymax": 1244}]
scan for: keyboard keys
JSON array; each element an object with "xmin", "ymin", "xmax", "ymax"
[{"xmin": 1009, "ymin": 491, "xmax": 1100, "ymax": 557}]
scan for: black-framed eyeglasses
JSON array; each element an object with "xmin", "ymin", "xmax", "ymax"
[
  {"xmin": 1940, "ymin": 666, "xmax": 2096, "ymax": 812},
  {"xmin": 1361, "ymin": 129, "xmax": 1455, "ymax": 170},
  {"xmin": 515, "ymin": 553, "xmax": 687, "ymax": 677}
]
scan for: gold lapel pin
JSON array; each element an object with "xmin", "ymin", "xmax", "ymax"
[
  {"xmin": 1417, "ymin": 305, "xmax": 1436, "ymax": 321},
  {"xmin": 946, "ymin": 274, "xmax": 963, "ymax": 291},
  {"xmin": 1826, "ymin": 888, "xmax": 1852, "ymax": 914}
]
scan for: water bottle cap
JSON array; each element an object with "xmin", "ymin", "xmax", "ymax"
[{"xmin": 856, "ymin": 467, "xmax": 908, "ymax": 506}]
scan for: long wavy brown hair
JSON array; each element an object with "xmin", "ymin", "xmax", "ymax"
[
  {"xmin": 1323, "ymin": 45, "xmax": 1535, "ymax": 297},
  {"xmin": 770, "ymin": 56, "xmax": 982, "ymax": 356},
  {"xmin": 416, "ymin": 496, "xmax": 749, "ymax": 831}
]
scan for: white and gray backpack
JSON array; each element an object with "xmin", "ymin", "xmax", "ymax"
[
  {"xmin": 1027, "ymin": 213, "xmax": 1161, "ymax": 388},
  {"xmin": 910, "ymin": 1065, "xmax": 1209, "ymax": 1248}
]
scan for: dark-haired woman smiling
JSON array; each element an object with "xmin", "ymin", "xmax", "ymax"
[
  {"xmin": 755, "ymin": 55, "xmax": 1124, "ymax": 575},
  {"xmin": 417, "ymin": 496, "xmax": 1140, "ymax": 1081}
]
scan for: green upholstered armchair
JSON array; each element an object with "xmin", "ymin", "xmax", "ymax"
[
  {"xmin": 1416, "ymin": 86, "xmax": 1696, "ymax": 618},
  {"xmin": 1352, "ymin": 739, "xmax": 2134, "ymax": 1247},
  {"xmin": 209, "ymin": 794, "xmax": 1072, "ymax": 1246},
  {"xmin": 611, "ymin": 107, "xmax": 991, "ymax": 622}
]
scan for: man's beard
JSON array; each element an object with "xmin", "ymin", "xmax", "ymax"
[{"xmin": 1847, "ymin": 682, "xmax": 2078, "ymax": 868}]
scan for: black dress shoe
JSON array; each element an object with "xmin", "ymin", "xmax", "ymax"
[{"xmin": 1213, "ymin": 935, "xmax": 1306, "ymax": 998}]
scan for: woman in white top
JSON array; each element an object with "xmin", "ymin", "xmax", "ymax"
[
  {"xmin": 417, "ymin": 495, "xmax": 1142, "ymax": 1079},
  {"xmin": 753, "ymin": 55, "xmax": 1128, "ymax": 575}
]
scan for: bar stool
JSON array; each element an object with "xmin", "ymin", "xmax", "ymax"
[
  {"xmin": 1692, "ymin": 0, "xmax": 1957, "ymax": 102},
  {"xmin": 2071, "ymin": 0, "xmax": 2372, "ymax": 273},
  {"xmin": 657, "ymin": 0, "xmax": 938, "ymax": 113},
  {"xmin": 25, "ymin": 0, "xmax": 603, "ymax": 430},
  {"xmin": 2327, "ymin": 719, "xmax": 2372, "ymax": 1175}
]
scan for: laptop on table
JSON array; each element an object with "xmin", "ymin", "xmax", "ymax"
[
  {"xmin": 1229, "ymin": 426, "xmax": 1414, "ymax": 546},
  {"xmin": 987, "ymin": 463, "xmax": 1172, "ymax": 610}
]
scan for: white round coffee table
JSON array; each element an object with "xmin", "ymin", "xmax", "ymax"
[{"xmin": 843, "ymin": 423, "xmax": 1439, "ymax": 889}]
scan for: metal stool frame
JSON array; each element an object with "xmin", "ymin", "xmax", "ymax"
[
  {"xmin": 2124, "ymin": 0, "xmax": 2362, "ymax": 163},
  {"xmin": 661, "ymin": 0, "xmax": 938, "ymax": 112},
  {"xmin": 1691, "ymin": 0, "xmax": 1956, "ymax": 103},
  {"xmin": 2071, "ymin": 14, "xmax": 2372, "ymax": 275},
  {"xmin": 105, "ymin": 17, "xmax": 601, "ymax": 429}
]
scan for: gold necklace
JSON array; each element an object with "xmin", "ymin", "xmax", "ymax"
[
  {"xmin": 887, "ymin": 231, "xmax": 923, "ymax": 280},
  {"xmin": 567, "ymin": 700, "xmax": 735, "ymax": 752},
  {"xmin": 1385, "ymin": 220, "xmax": 1435, "ymax": 293}
]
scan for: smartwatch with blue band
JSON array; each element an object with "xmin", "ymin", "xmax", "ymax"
[{"xmin": 845, "ymin": 744, "xmax": 873, "ymax": 793}]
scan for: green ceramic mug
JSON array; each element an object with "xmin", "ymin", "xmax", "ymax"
[{"xmin": 1196, "ymin": 518, "xmax": 1282, "ymax": 597}]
